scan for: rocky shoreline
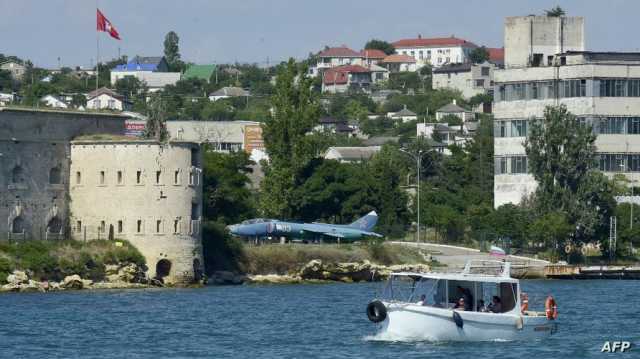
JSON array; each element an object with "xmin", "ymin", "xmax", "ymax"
[
  {"xmin": 209, "ymin": 259, "xmax": 432, "ymax": 285},
  {"xmin": 0, "ymin": 263, "xmax": 155, "ymax": 293},
  {"xmin": 2, "ymin": 260, "xmax": 434, "ymax": 292}
]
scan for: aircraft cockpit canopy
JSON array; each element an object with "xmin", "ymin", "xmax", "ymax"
[{"xmin": 240, "ymin": 218, "xmax": 275, "ymax": 225}]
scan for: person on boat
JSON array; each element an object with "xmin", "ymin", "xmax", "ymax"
[
  {"xmin": 453, "ymin": 298, "xmax": 466, "ymax": 311},
  {"xmin": 478, "ymin": 299, "xmax": 489, "ymax": 312},
  {"xmin": 416, "ymin": 294, "xmax": 426, "ymax": 305},
  {"xmin": 457, "ymin": 286, "xmax": 473, "ymax": 311},
  {"xmin": 488, "ymin": 296, "xmax": 502, "ymax": 313}
]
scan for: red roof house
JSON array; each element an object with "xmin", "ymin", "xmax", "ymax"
[
  {"xmin": 487, "ymin": 47, "xmax": 505, "ymax": 65},
  {"xmin": 318, "ymin": 46, "xmax": 362, "ymax": 58}
]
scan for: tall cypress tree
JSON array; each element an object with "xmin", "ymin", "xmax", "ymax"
[{"xmin": 259, "ymin": 59, "xmax": 321, "ymax": 219}]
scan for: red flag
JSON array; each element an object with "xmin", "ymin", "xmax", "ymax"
[{"xmin": 97, "ymin": 9, "xmax": 121, "ymax": 40}]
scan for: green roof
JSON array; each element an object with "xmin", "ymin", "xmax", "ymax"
[{"xmin": 184, "ymin": 64, "xmax": 216, "ymax": 81}]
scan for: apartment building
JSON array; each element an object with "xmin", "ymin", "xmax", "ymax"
[{"xmin": 494, "ymin": 15, "xmax": 640, "ymax": 207}]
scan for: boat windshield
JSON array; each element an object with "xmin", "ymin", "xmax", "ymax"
[{"xmin": 381, "ymin": 275, "xmax": 441, "ymax": 304}]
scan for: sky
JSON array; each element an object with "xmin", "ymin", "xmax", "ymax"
[{"xmin": 1, "ymin": 0, "xmax": 639, "ymax": 68}]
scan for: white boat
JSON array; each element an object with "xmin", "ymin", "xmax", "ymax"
[{"xmin": 366, "ymin": 260, "xmax": 558, "ymax": 341}]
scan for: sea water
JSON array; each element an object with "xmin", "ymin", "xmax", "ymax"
[{"xmin": 0, "ymin": 280, "xmax": 638, "ymax": 358}]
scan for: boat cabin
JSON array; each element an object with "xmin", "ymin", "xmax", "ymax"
[{"xmin": 382, "ymin": 261, "xmax": 521, "ymax": 314}]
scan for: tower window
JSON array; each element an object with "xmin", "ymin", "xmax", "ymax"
[
  {"xmin": 136, "ymin": 220, "xmax": 142, "ymax": 233},
  {"xmin": 156, "ymin": 171, "xmax": 161, "ymax": 184},
  {"xmin": 49, "ymin": 167, "xmax": 61, "ymax": 184},
  {"xmin": 117, "ymin": 220, "xmax": 123, "ymax": 233},
  {"xmin": 11, "ymin": 165, "xmax": 24, "ymax": 184},
  {"xmin": 117, "ymin": 171, "xmax": 123, "ymax": 185},
  {"xmin": 136, "ymin": 170, "xmax": 142, "ymax": 184},
  {"xmin": 76, "ymin": 171, "xmax": 82, "ymax": 184},
  {"xmin": 99, "ymin": 171, "xmax": 105, "ymax": 185},
  {"xmin": 156, "ymin": 220, "xmax": 162, "ymax": 233}
]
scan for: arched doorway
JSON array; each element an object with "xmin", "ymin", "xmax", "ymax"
[
  {"xmin": 108, "ymin": 224, "xmax": 114, "ymax": 240},
  {"xmin": 12, "ymin": 217, "xmax": 24, "ymax": 233},
  {"xmin": 193, "ymin": 258, "xmax": 202, "ymax": 281},
  {"xmin": 47, "ymin": 217, "xmax": 62, "ymax": 234},
  {"xmin": 155, "ymin": 259, "xmax": 172, "ymax": 282}
]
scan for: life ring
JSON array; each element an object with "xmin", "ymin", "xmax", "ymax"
[
  {"xmin": 366, "ymin": 300, "xmax": 387, "ymax": 323},
  {"xmin": 545, "ymin": 295, "xmax": 558, "ymax": 320}
]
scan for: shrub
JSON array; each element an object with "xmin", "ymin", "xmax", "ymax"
[
  {"xmin": 202, "ymin": 221, "xmax": 248, "ymax": 274},
  {"xmin": 0, "ymin": 257, "xmax": 12, "ymax": 284},
  {"xmin": 366, "ymin": 239, "xmax": 394, "ymax": 265},
  {"xmin": 0, "ymin": 239, "xmax": 145, "ymax": 282}
]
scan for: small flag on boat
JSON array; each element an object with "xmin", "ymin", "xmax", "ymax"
[{"xmin": 489, "ymin": 245, "xmax": 506, "ymax": 257}]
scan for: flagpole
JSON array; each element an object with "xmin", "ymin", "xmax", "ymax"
[{"xmin": 95, "ymin": 2, "xmax": 100, "ymax": 92}]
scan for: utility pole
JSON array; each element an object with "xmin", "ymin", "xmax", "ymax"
[
  {"xmin": 400, "ymin": 148, "xmax": 434, "ymax": 243},
  {"xmin": 610, "ymin": 216, "xmax": 617, "ymax": 263}
]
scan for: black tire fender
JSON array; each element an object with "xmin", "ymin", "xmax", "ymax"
[
  {"xmin": 366, "ymin": 300, "xmax": 387, "ymax": 323},
  {"xmin": 453, "ymin": 311, "xmax": 464, "ymax": 329}
]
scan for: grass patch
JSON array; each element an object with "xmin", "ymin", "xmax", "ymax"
[{"xmin": 0, "ymin": 240, "xmax": 145, "ymax": 283}]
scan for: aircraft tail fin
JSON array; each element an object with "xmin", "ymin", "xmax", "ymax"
[{"xmin": 349, "ymin": 211, "xmax": 378, "ymax": 232}]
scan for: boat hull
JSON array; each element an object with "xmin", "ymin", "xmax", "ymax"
[{"xmin": 375, "ymin": 302, "xmax": 557, "ymax": 342}]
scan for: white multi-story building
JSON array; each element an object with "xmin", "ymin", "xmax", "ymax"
[
  {"xmin": 432, "ymin": 61, "xmax": 497, "ymax": 99},
  {"xmin": 392, "ymin": 36, "xmax": 477, "ymax": 68},
  {"xmin": 493, "ymin": 15, "xmax": 640, "ymax": 207}
]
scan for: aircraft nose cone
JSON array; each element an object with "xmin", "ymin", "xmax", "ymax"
[{"xmin": 226, "ymin": 224, "xmax": 239, "ymax": 234}]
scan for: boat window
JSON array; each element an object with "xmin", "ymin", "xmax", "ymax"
[
  {"xmin": 447, "ymin": 280, "xmax": 476, "ymax": 309},
  {"xmin": 382, "ymin": 276, "xmax": 416, "ymax": 302},
  {"xmin": 499, "ymin": 283, "xmax": 518, "ymax": 312},
  {"xmin": 411, "ymin": 278, "xmax": 440, "ymax": 305},
  {"xmin": 478, "ymin": 282, "xmax": 518, "ymax": 313}
]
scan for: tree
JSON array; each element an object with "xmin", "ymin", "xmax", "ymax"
[
  {"xmin": 259, "ymin": 59, "xmax": 322, "ymax": 218},
  {"xmin": 440, "ymin": 114, "xmax": 462, "ymax": 126},
  {"xmin": 468, "ymin": 46, "xmax": 490, "ymax": 64},
  {"xmin": 368, "ymin": 145, "xmax": 410, "ymax": 236},
  {"xmin": 364, "ymin": 39, "xmax": 395, "ymax": 55},
  {"xmin": 545, "ymin": 6, "xmax": 566, "ymax": 17},
  {"xmin": 468, "ymin": 93, "xmax": 493, "ymax": 108},
  {"xmin": 0, "ymin": 70, "xmax": 16, "ymax": 92},
  {"xmin": 144, "ymin": 93, "xmax": 169, "ymax": 141},
  {"xmin": 202, "ymin": 150, "xmax": 256, "ymax": 224},
  {"xmin": 115, "ymin": 76, "xmax": 143, "ymax": 100},
  {"xmin": 201, "ymin": 99, "xmax": 235, "ymax": 121},
  {"xmin": 527, "ymin": 212, "xmax": 572, "ymax": 259},
  {"xmin": 164, "ymin": 31, "xmax": 184, "ymax": 72},
  {"xmin": 525, "ymin": 105, "xmax": 615, "ymax": 244}
]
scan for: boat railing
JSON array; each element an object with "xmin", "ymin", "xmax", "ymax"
[{"xmin": 463, "ymin": 260, "xmax": 511, "ymax": 278}]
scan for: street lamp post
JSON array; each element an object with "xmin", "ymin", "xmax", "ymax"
[{"xmin": 400, "ymin": 148, "xmax": 433, "ymax": 243}]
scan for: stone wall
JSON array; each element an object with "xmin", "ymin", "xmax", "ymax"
[{"xmin": 0, "ymin": 108, "xmax": 126, "ymax": 240}]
